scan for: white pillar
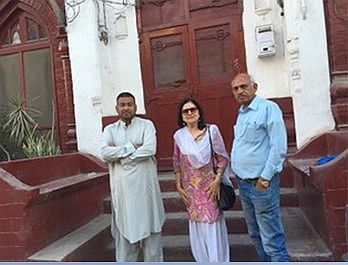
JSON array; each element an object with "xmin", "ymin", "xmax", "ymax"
[
  {"xmin": 65, "ymin": 1, "xmax": 104, "ymax": 157},
  {"xmin": 284, "ymin": 0, "xmax": 335, "ymax": 148}
]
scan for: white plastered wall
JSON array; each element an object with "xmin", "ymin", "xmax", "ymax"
[
  {"xmin": 65, "ymin": 0, "xmax": 144, "ymax": 158},
  {"xmin": 243, "ymin": 0, "xmax": 289, "ymax": 98},
  {"xmin": 283, "ymin": 0, "xmax": 335, "ymax": 147},
  {"xmin": 65, "ymin": 1, "xmax": 104, "ymax": 157},
  {"xmin": 243, "ymin": 0, "xmax": 335, "ymax": 148},
  {"xmin": 66, "ymin": 0, "xmax": 336, "ymax": 157},
  {"xmin": 100, "ymin": 2, "xmax": 145, "ymax": 116}
]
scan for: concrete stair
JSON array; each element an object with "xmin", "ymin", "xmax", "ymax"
[
  {"xmin": 27, "ymin": 214, "xmax": 113, "ymax": 262},
  {"xmin": 28, "ymin": 171, "xmax": 334, "ymax": 262},
  {"xmin": 161, "ymin": 208, "xmax": 333, "ymax": 261}
]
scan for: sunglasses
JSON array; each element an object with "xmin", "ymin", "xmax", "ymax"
[{"xmin": 181, "ymin": 107, "xmax": 198, "ymax": 115}]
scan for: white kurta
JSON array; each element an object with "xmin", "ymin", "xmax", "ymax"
[{"xmin": 101, "ymin": 117, "xmax": 165, "ymax": 243}]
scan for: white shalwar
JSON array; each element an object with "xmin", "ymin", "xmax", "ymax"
[
  {"xmin": 101, "ymin": 117, "xmax": 165, "ymax": 261},
  {"xmin": 173, "ymin": 125, "xmax": 232, "ymax": 262},
  {"xmin": 189, "ymin": 218, "xmax": 230, "ymax": 262}
]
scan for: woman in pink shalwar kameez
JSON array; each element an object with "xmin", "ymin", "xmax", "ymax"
[{"xmin": 173, "ymin": 98, "xmax": 232, "ymax": 262}]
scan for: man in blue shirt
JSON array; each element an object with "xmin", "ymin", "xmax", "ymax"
[{"xmin": 230, "ymin": 73, "xmax": 289, "ymax": 261}]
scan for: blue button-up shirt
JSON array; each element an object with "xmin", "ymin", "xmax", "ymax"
[{"xmin": 231, "ymin": 96, "xmax": 287, "ymax": 181}]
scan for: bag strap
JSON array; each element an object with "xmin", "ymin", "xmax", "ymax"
[{"xmin": 207, "ymin": 125, "xmax": 216, "ymax": 174}]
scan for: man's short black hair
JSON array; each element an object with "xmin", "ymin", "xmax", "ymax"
[{"xmin": 116, "ymin": 92, "xmax": 136, "ymax": 104}]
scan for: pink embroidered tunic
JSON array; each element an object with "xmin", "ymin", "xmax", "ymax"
[{"xmin": 173, "ymin": 141, "xmax": 228, "ymax": 223}]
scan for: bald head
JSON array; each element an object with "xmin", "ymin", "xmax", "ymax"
[{"xmin": 231, "ymin": 73, "xmax": 255, "ymax": 87}]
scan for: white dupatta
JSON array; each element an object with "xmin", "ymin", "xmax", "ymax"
[
  {"xmin": 174, "ymin": 124, "xmax": 233, "ymax": 186},
  {"xmin": 173, "ymin": 124, "xmax": 228, "ymax": 167}
]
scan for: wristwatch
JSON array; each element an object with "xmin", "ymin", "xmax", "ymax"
[{"xmin": 258, "ymin": 178, "xmax": 269, "ymax": 188}]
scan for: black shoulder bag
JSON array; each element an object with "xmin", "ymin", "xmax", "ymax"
[{"xmin": 208, "ymin": 126, "xmax": 236, "ymax": 211}]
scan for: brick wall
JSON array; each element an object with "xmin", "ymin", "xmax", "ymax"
[
  {"xmin": 290, "ymin": 131, "xmax": 348, "ymax": 260},
  {"xmin": 0, "ymin": 154, "xmax": 109, "ymax": 261}
]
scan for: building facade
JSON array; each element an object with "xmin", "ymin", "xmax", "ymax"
[
  {"xmin": 0, "ymin": 1, "xmax": 346, "ymax": 164},
  {"xmin": 64, "ymin": 0, "xmax": 345, "ymax": 163}
]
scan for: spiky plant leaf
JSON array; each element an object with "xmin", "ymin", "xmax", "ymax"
[{"xmin": 3, "ymin": 95, "xmax": 41, "ymax": 145}]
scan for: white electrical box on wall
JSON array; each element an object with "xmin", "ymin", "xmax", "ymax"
[{"xmin": 256, "ymin": 24, "xmax": 276, "ymax": 58}]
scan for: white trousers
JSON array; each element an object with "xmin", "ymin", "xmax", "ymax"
[
  {"xmin": 114, "ymin": 226, "xmax": 163, "ymax": 262},
  {"xmin": 189, "ymin": 217, "xmax": 230, "ymax": 262}
]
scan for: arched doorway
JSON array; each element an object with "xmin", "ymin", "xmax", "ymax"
[{"xmin": 0, "ymin": 0, "xmax": 76, "ymax": 154}]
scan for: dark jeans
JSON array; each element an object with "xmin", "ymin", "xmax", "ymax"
[{"xmin": 236, "ymin": 174, "xmax": 289, "ymax": 261}]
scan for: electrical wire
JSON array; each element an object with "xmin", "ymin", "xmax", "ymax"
[
  {"xmin": 65, "ymin": 0, "xmax": 135, "ymax": 23},
  {"xmin": 65, "ymin": 0, "xmax": 87, "ymax": 23}
]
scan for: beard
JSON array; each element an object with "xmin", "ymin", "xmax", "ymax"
[{"xmin": 120, "ymin": 111, "xmax": 135, "ymax": 121}]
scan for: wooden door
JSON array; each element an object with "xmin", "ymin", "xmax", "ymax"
[
  {"xmin": 138, "ymin": 0, "xmax": 246, "ymax": 169},
  {"xmin": 141, "ymin": 25, "xmax": 193, "ymax": 168}
]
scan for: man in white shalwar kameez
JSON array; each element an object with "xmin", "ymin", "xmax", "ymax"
[{"xmin": 101, "ymin": 92, "xmax": 165, "ymax": 262}]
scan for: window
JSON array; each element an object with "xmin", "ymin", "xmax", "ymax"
[{"xmin": 0, "ymin": 11, "xmax": 52, "ymax": 127}]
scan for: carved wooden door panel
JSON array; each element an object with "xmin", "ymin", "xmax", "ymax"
[
  {"xmin": 138, "ymin": 0, "xmax": 245, "ymax": 169},
  {"xmin": 141, "ymin": 26, "xmax": 193, "ymax": 168},
  {"xmin": 189, "ymin": 16, "xmax": 245, "ymax": 157}
]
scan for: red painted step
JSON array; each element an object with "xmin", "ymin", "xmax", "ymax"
[{"xmin": 103, "ymin": 186, "xmax": 299, "ymax": 215}]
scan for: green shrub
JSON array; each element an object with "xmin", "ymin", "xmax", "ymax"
[
  {"xmin": 22, "ymin": 127, "xmax": 61, "ymax": 158},
  {"xmin": 0, "ymin": 95, "xmax": 60, "ymax": 160}
]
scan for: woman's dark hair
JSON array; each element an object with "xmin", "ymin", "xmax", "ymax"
[{"xmin": 177, "ymin": 97, "xmax": 206, "ymax": 130}]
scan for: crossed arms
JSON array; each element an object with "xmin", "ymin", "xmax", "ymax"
[{"xmin": 101, "ymin": 121, "xmax": 156, "ymax": 165}]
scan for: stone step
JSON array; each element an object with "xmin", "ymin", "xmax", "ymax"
[
  {"xmin": 158, "ymin": 167, "xmax": 295, "ymax": 192},
  {"xmin": 28, "ymin": 208, "xmax": 333, "ymax": 262},
  {"xmin": 103, "ymin": 187, "xmax": 298, "ymax": 214},
  {"xmin": 158, "ymin": 170, "xmax": 293, "ymax": 192},
  {"xmin": 163, "ymin": 207, "xmax": 333, "ymax": 262},
  {"xmin": 162, "ymin": 187, "xmax": 298, "ymax": 212},
  {"xmin": 27, "ymin": 214, "xmax": 114, "ymax": 262},
  {"xmin": 158, "ymin": 171, "xmax": 177, "ymax": 192}
]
